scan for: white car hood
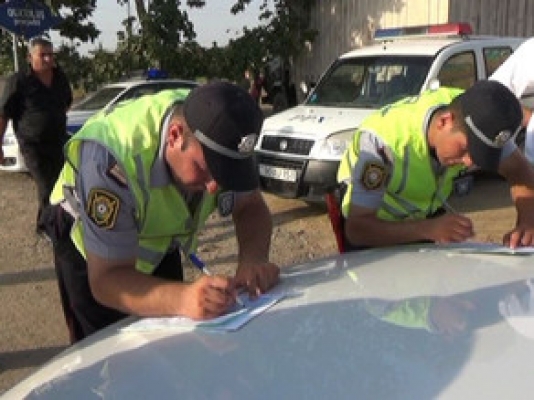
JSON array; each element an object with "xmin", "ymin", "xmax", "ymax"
[
  {"xmin": 6, "ymin": 243, "xmax": 534, "ymax": 399},
  {"xmin": 262, "ymin": 105, "xmax": 374, "ymax": 138}
]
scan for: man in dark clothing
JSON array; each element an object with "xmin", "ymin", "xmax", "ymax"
[{"xmin": 0, "ymin": 37, "xmax": 73, "ymax": 236}]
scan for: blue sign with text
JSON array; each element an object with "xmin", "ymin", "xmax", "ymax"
[{"xmin": 0, "ymin": 0, "xmax": 61, "ymax": 39}]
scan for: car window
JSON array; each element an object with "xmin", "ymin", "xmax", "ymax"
[
  {"xmin": 307, "ymin": 56, "xmax": 431, "ymax": 108},
  {"xmin": 71, "ymin": 87, "xmax": 126, "ymax": 111},
  {"xmin": 483, "ymin": 46, "xmax": 515, "ymax": 77},
  {"xmin": 116, "ymin": 82, "xmax": 197, "ymax": 103},
  {"xmin": 117, "ymin": 85, "xmax": 160, "ymax": 103},
  {"xmin": 437, "ymin": 51, "xmax": 476, "ymax": 90}
]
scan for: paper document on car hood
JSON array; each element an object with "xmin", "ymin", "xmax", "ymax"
[
  {"xmin": 440, "ymin": 242, "xmax": 534, "ymax": 255},
  {"xmin": 121, "ymin": 292, "xmax": 286, "ymax": 333}
]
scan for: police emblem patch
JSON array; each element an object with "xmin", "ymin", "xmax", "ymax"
[
  {"xmin": 361, "ymin": 161, "xmax": 387, "ymax": 190},
  {"xmin": 217, "ymin": 191, "xmax": 235, "ymax": 217},
  {"xmin": 87, "ymin": 188, "xmax": 120, "ymax": 229}
]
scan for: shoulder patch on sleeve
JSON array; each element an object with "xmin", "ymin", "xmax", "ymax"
[
  {"xmin": 87, "ymin": 188, "xmax": 120, "ymax": 229},
  {"xmin": 360, "ymin": 161, "xmax": 388, "ymax": 190}
]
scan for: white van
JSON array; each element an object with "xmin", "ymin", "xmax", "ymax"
[{"xmin": 255, "ymin": 23, "xmax": 525, "ymax": 200}]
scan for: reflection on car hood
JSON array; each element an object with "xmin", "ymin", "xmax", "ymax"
[{"xmin": 6, "ymin": 243, "xmax": 534, "ymax": 399}]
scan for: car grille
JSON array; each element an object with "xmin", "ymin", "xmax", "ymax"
[{"xmin": 259, "ymin": 135, "xmax": 314, "ymax": 156}]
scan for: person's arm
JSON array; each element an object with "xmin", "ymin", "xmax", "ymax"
[
  {"xmin": 232, "ymin": 189, "xmax": 280, "ymax": 296},
  {"xmin": 344, "ymin": 203, "xmax": 474, "ymax": 247},
  {"xmin": 0, "ymin": 116, "xmax": 8, "ymax": 142},
  {"xmin": 55, "ymin": 65, "xmax": 73, "ymax": 111},
  {"xmin": 498, "ymin": 149, "xmax": 534, "ymax": 247},
  {"xmin": 86, "ymin": 252, "xmax": 235, "ymax": 319}
]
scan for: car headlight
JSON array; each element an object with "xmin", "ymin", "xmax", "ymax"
[{"xmin": 316, "ymin": 129, "xmax": 356, "ymax": 159}]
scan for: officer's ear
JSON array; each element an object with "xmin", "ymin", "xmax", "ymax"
[
  {"xmin": 435, "ymin": 109, "xmax": 455, "ymax": 131},
  {"xmin": 167, "ymin": 119, "xmax": 188, "ymax": 152}
]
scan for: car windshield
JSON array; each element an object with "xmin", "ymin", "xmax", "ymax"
[
  {"xmin": 71, "ymin": 86, "xmax": 126, "ymax": 111},
  {"xmin": 306, "ymin": 56, "xmax": 432, "ymax": 108}
]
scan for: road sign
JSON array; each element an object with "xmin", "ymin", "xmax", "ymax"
[{"xmin": 0, "ymin": 0, "xmax": 62, "ymax": 39}]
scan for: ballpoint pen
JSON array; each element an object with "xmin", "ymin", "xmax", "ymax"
[
  {"xmin": 442, "ymin": 200, "xmax": 459, "ymax": 215},
  {"xmin": 189, "ymin": 252, "xmax": 212, "ymax": 276},
  {"xmin": 189, "ymin": 253, "xmax": 245, "ymax": 307}
]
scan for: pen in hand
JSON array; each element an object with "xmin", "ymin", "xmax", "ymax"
[{"xmin": 189, "ymin": 253, "xmax": 245, "ymax": 308}]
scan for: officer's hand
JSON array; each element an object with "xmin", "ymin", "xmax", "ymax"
[
  {"xmin": 428, "ymin": 213, "xmax": 475, "ymax": 244},
  {"xmin": 183, "ymin": 275, "xmax": 236, "ymax": 320},
  {"xmin": 235, "ymin": 262, "xmax": 280, "ymax": 299},
  {"xmin": 503, "ymin": 225, "xmax": 534, "ymax": 248}
]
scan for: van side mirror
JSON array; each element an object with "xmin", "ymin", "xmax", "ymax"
[
  {"xmin": 300, "ymin": 81, "xmax": 309, "ymax": 96},
  {"xmin": 300, "ymin": 81, "xmax": 316, "ymax": 96}
]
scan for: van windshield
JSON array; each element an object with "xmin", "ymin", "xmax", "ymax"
[{"xmin": 306, "ymin": 56, "xmax": 432, "ymax": 108}]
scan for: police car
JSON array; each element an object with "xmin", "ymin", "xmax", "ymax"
[
  {"xmin": 0, "ymin": 73, "xmax": 198, "ymax": 173},
  {"xmin": 254, "ymin": 23, "xmax": 525, "ymax": 200}
]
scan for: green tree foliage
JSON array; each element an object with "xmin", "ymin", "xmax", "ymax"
[{"xmin": 0, "ymin": 0, "xmax": 317, "ymax": 92}]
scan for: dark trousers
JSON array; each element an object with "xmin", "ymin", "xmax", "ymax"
[
  {"xmin": 19, "ymin": 140, "xmax": 66, "ymax": 234},
  {"xmin": 48, "ymin": 206, "xmax": 184, "ymax": 344}
]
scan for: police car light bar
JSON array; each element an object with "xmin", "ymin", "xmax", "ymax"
[{"xmin": 374, "ymin": 23, "xmax": 473, "ymax": 41}]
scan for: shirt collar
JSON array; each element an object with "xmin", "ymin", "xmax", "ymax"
[{"xmin": 150, "ymin": 111, "xmax": 174, "ymax": 187}]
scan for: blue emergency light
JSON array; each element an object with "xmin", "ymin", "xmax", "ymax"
[
  {"xmin": 146, "ymin": 68, "xmax": 168, "ymax": 80},
  {"xmin": 374, "ymin": 22, "xmax": 473, "ymax": 41}
]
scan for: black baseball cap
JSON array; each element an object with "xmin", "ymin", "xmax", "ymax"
[
  {"xmin": 183, "ymin": 81, "xmax": 263, "ymax": 191},
  {"xmin": 458, "ymin": 80, "xmax": 523, "ymax": 171}
]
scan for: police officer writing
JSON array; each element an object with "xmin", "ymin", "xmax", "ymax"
[
  {"xmin": 48, "ymin": 82, "xmax": 279, "ymax": 343},
  {"xmin": 0, "ymin": 37, "xmax": 72, "ymax": 237},
  {"xmin": 337, "ymin": 80, "xmax": 534, "ymax": 250}
]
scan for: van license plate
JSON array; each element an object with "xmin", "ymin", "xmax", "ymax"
[{"xmin": 259, "ymin": 164, "xmax": 297, "ymax": 182}]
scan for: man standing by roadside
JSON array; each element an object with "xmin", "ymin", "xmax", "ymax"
[{"xmin": 0, "ymin": 36, "xmax": 73, "ymax": 237}]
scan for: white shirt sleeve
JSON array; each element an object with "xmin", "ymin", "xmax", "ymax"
[{"xmin": 490, "ymin": 37, "xmax": 534, "ymax": 99}]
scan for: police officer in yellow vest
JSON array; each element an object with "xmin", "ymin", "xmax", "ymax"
[
  {"xmin": 48, "ymin": 81, "xmax": 279, "ymax": 343},
  {"xmin": 337, "ymin": 80, "xmax": 534, "ymax": 250}
]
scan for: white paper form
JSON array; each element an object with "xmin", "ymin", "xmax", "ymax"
[
  {"xmin": 121, "ymin": 292, "xmax": 286, "ymax": 333},
  {"xmin": 449, "ymin": 242, "xmax": 534, "ymax": 255}
]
